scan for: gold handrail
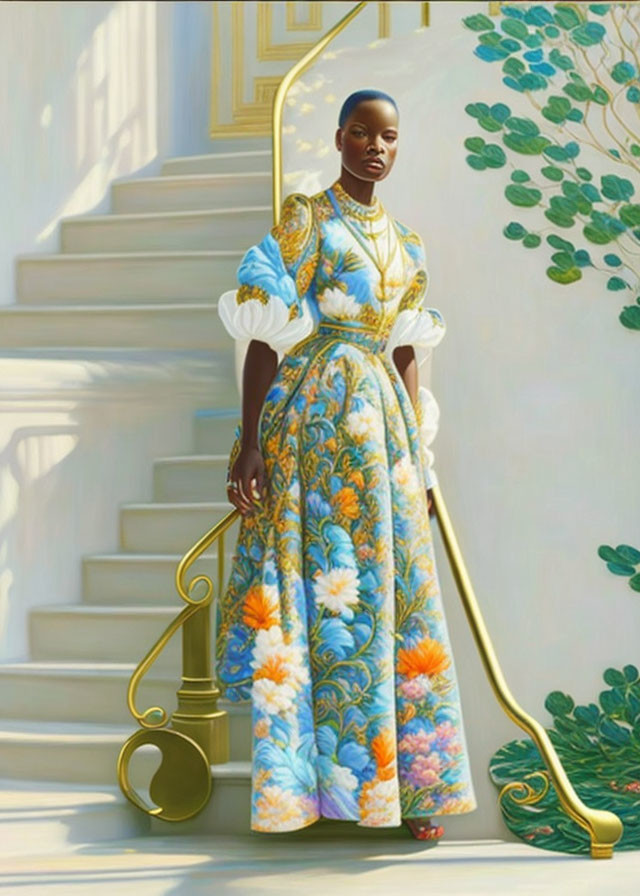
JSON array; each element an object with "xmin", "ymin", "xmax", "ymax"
[
  {"xmin": 119, "ymin": 0, "xmax": 623, "ymax": 853},
  {"xmin": 271, "ymin": 0, "xmax": 622, "ymax": 861}
]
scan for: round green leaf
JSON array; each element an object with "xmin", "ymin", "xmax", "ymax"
[
  {"xmin": 464, "ymin": 136, "xmax": 486, "ymax": 153},
  {"xmin": 603, "ymin": 668, "xmax": 628, "ymax": 687},
  {"xmin": 616, "ymin": 544, "xmax": 640, "ymax": 564},
  {"xmin": 630, "ymin": 572, "xmax": 640, "ymax": 591},
  {"xmin": 463, "ymin": 13, "xmax": 495, "ymax": 32},
  {"xmin": 502, "ymin": 18, "xmax": 529, "ymax": 40},
  {"xmin": 541, "ymin": 165, "xmax": 564, "ymax": 181},
  {"xmin": 544, "ymin": 208, "xmax": 575, "ymax": 228},
  {"xmin": 505, "ymin": 116, "xmax": 540, "ymax": 136},
  {"xmin": 604, "ymin": 253, "xmax": 622, "ymax": 266},
  {"xmin": 607, "ymin": 276, "xmax": 627, "ymax": 291},
  {"xmin": 522, "ymin": 233, "xmax": 541, "ymax": 248},
  {"xmin": 483, "ymin": 144, "xmax": 507, "ymax": 167},
  {"xmin": 598, "ymin": 544, "xmax": 626, "ymax": 562},
  {"xmin": 504, "ymin": 221, "xmax": 527, "ymax": 239},
  {"xmin": 505, "ymin": 184, "xmax": 542, "ymax": 207},
  {"xmin": 554, "ymin": 7, "xmax": 582, "ymax": 29},
  {"xmin": 610, "ymin": 60, "xmax": 637, "ymax": 84},
  {"xmin": 623, "ymin": 664, "xmax": 639, "ymax": 683},
  {"xmin": 545, "ymin": 691, "xmax": 575, "ymax": 716},
  {"xmin": 606, "ymin": 561, "xmax": 636, "ymax": 575},
  {"xmin": 619, "ymin": 204, "xmax": 640, "ymax": 226},
  {"xmin": 620, "ymin": 304, "xmax": 640, "ymax": 329},
  {"xmin": 504, "ymin": 132, "xmax": 552, "ymax": 155},
  {"xmin": 511, "ymin": 169, "xmax": 530, "ymax": 183},
  {"xmin": 576, "ymin": 167, "xmax": 592, "ymax": 181},
  {"xmin": 547, "ymin": 234, "xmax": 575, "ymax": 252},
  {"xmin": 601, "ymin": 174, "xmax": 635, "ymax": 202},
  {"xmin": 583, "ymin": 224, "xmax": 612, "ymax": 245},
  {"xmin": 547, "ymin": 265, "xmax": 582, "ymax": 283},
  {"xmin": 551, "ymin": 251, "xmax": 574, "ymax": 271},
  {"xmin": 466, "ymin": 154, "xmax": 486, "ymax": 171}
]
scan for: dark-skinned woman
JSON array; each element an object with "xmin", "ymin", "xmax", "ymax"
[{"xmin": 216, "ymin": 88, "xmax": 477, "ymax": 839}]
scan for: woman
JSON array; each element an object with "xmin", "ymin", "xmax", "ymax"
[{"xmin": 216, "ymin": 88, "xmax": 477, "ymax": 838}]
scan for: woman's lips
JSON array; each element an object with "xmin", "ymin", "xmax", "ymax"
[{"xmin": 363, "ymin": 159, "xmax": 385, "ymax": 171}]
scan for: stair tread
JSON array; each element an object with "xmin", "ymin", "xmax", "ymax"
[
  {"xmin": 17, "ymin": 249, "xmax": 244, "ymax": 262},
  {"xmin": 113, "ymin": 171, "xmax": 271, "ymax": 185},
  {"xmin": 84, "ymin": 552, "xmax": 222, "ymax": 562},
  {"xmin": 166, "ymin": 150, "xmax": 271, "ymax": 163},
  {"xmin": 154, "ymin": 454, "xmax": 229, "ymax": 464},
  {"xmin": 0, "ymin": 302, "xmax": 223, "ymax": 313},
  {"xmin": 30, "ymin": 604, "xmax": 178, "ymax": 616},
  {"xmin": 122, "ymin": 500, "xmax": 232, "ymax": 509},
  {"xmin": 63, "ymin": 205, "xmax": 270, "ymax": 223}
]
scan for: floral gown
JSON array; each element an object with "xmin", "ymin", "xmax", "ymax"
[{"xmin": 215, "ymin": 178, "xmax": 477, "ymax": 832}]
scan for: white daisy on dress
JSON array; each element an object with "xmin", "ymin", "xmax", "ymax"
[
  {"xmin": 313, "ymin": 567, "xmax": 360, "ymax": 615},
  {"xmin": 346, "ymin": 404, "xmax": 385, "ymax": 443},
  {"xmin": 318, "ymin": 287, "xmax": 361, "ymax": 320},
  {"xmin": 252, "ymin": 677, "xmax": 297, "ymax": 715}
]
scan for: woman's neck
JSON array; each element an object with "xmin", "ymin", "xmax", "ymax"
[{"xmin": 338, "ymin": 169, "xmax": 376, "ymax": 206}]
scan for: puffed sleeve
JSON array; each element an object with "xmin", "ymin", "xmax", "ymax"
[
  {"xmin": 386, "ymin": 227, "xmax": 445, "ymax": 490},
  {"xmin": 217, "ymin": 192, "xmax": 319, "ymax": 355}
]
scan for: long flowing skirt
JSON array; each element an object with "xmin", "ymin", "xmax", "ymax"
[{"xmin": 215, "ymin": 327, "xmax": 477, "ymax": 832}]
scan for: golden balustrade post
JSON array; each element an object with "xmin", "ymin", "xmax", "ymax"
[{"xmin": 171, "ymin": 599, "xmax": 230, "ymax": 764}]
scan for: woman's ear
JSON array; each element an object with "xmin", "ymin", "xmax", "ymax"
[{"xmin": 335, "ymin": 127, "xmax": 342, "ymax": 151}]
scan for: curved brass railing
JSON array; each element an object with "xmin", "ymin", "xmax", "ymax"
[{"xmin": 118, "ymin": 0, "xmax": 623, "ymax": 856}]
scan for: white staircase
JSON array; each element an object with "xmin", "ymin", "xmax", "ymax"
[{"xmin": 0, "ymin": 145, "xmax": 271, "ymax": 853}]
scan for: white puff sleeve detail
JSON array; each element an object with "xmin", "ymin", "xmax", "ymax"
[
  {"xmin": 218, "ymin": 289, "xmax": 315, "ymax": 354},
  {"xmin": 416, "ymin": 385, "xmax": 441, "ymax": 489},
  {"xmin": 385, "ymin": 306, "xmax": 446, "ymax": 357}
]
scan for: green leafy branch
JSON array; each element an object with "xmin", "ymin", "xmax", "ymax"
[{"xmin": 462, "ymin": 3, "xmax": 640, "ymax": 330}]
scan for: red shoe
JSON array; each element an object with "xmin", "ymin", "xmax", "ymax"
[{"xmin": 403, "ymin": 818, "xmax": 445, "ymax": 841}]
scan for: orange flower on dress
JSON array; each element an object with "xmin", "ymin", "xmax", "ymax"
[
  {"xmin": 332, "ymin": 486, "xmax": 360, "ymax": 519},
  {"xmin": 242, "ymin": 585, "xmax": 279, "ymax": 630},
  {"xmin": 325, "ymin": 437, "xmax": 338, "ymax": 453},
  {"xmin": 349, "ymin": 470, "xmax": 365, "ymax": 490},
  {"xmin": 397, "ymin": 637, "xmax": 450, "ymax": 679},
  {"xmin": 253, "ymin": 655, "xmax": 288, "ymax": 684},
  {"xmin": 371, "ymin": 729, "xmax": 396, "ymax": 781}
]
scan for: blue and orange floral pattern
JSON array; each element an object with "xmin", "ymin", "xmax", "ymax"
[{"xmin": 216, "ymin": 179, "xmax": 477, "ymax": 832}]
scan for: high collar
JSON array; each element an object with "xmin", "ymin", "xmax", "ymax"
[{"xmin": 329, "ymin": 179, "xmax": 383, "ymax": 220}]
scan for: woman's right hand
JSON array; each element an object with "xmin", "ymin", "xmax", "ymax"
[{"xmin": 227, "ymin": 444, "xmax": 266, "ymax": 516}]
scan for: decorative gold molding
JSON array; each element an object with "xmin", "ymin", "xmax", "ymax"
[
  {"xmin": 209, "ymin": 1, "xmax": 434, "ymax": 139},
  {"xmin": 286, "ymin": 2, "xmax": 323, "ymax": 31}
]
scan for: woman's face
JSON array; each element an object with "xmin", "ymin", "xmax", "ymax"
[{"xmin": 335, "ymin": 98, "xmax": 399, "ymax": 183}]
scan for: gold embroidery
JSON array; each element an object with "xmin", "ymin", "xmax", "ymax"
[
  {"xmin": 271, "ymin": 193, "xmax": 320, "ymax": 300},
  {"xmin": 237, "ymin": 283, "xmax": 270, "ymax": 305},
  {"xmin": 398, "ymin": 269, "xmax": 428, "ymax": 312}
]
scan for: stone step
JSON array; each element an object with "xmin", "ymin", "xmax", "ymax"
[
  {"xmin": 0, "ymin": 778, "xmax": 150, "ymax": 857},
  {"xmin": 150, "ymin": 761, "xmax": 252, "ymax": 836},
  {"xmin": 0, "ymin": 719, "xmax": 248, "ymax": 790},
  {"xmin": 112, "ymin": 172, "xmax": 271, "ymax": 213},
  {"xmin": 16, "ymin": 251, "xmax": 241, "ymax": 305},
  {"xmin": 29, "ymin": 605, "xmax": 186, "ymax": 671},
  {"xmin": 0, "ymin": 662, "xmax": 250, "ymax": 757},
  {"xmin": 0, "ymin": 303, "xmax": 239, "ymax": 352},
  {"xmin": 119, "ymin": 501, "xmax": 239, "ymax": 553},
  {"xmin": 193, "ymin": 410, "xmax": 239, "ymax": 454},
  {"xmin": 82, "ymin": 552, "xmax": 237, "ymax": 606},
  {"xmin": 152, "ymin": 454, "xmax": 230, "ymax": 502},
  {"xmin": 161, "ymin": 149, "xmax": 272, "ymax": 176},
  {"xmin": 61, "ymin": 206, "xmax": 271, "ymax": 254}
]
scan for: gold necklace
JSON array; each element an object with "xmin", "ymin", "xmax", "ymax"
[{"xmin": 328, "ymin": 182, "xmax": 409, "ymax": 302}]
